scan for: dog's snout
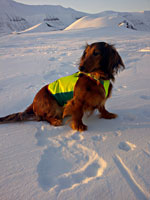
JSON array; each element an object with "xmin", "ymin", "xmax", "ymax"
[{"xmin": 79, "ymin": 66, "xmax": 85, "ymax": 72}]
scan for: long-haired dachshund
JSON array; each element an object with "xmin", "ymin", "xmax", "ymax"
[{"xmin": 0, "ymin": 42, "xmax": 125, "ymax": 131}]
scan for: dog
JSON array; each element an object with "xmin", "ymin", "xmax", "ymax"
[{"xmin": 0, "ymin": 42, "xmax": 125, "ymax": 131}]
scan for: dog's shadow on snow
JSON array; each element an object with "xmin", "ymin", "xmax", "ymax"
[
  {"xmin": 35, "ymin": 104, "xmax": 150, "ymax": 192},
  {"xmin": 85, "ymin": 104, "xmax": 150, "ymax": 133}
]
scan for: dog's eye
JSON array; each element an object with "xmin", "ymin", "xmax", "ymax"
[{"xmin": 93, "ymin": 50, "xmax": 99, "ymax": 56}]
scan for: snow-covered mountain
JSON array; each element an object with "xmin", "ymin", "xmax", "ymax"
[
  {"xmin": 65, "ymin": 11, "xmax": 150, "ymax": 32},
  {"xmin": 0, "ymin": 0, "xmax": 85, "ymax": 35},
  {"xmin": 0, "ymin": 0, "xmax": 150, "ymax": 36}
]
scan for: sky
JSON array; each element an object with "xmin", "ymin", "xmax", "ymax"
[{"xmin": 14, "ymin": 0, "xmax": 150, "ymax": 14}]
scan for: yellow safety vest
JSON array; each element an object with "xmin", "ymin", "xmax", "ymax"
[{"xmin": 48, "ymin": 72, "xmax": 110, "ymax": 106}]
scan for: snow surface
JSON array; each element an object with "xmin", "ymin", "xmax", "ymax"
[{"xmin": 0, "ymin": 11, "xmax": 150, "ymax": 200}]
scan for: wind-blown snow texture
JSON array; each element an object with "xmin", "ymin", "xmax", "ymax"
[{"xmin": 0, "ymin": 4, "xmax": 150, "ymax": 200}]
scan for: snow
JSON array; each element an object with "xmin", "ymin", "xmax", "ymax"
[
  {"xmin": 1, "ymin": 0, "xmax": 150, "ymax": 36},
  {"xmin": 65, "ymin": 11, "xmax": 150, "ymax": 31},
  {"xmin": 65, "ymin": 14, "xmax": 125, "ymax": 30},
  {"xmin": 118, "ymin": 141, "xmax": 136, "ymax": 151},
  {"xmin": 0, "ymin": 0, "xmax": 85, "ymax": 35},
  {"xmin": 0, "ymin": 9, "xmax": 150, "ymax": 200}
]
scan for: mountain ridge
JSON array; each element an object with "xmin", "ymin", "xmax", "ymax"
[
  {"xmin": 0, "ymin": 0, "xmax": 150, "ymax": 35},
  {"xmin": 65, "ymin": 11, "xmax": 150, "ymax": 32},
  {"xmin": 0, "ymin": 0, "xmax": 86, "ymax": 35}
]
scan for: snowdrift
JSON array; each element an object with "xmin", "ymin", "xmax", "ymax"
[
  {"xmin": 65, "ymin": 11, "xmax": 150, "ymax": 31},
  {"xmin": 14, "ymin": 22, "xmax": 63, "ymax": 34}
]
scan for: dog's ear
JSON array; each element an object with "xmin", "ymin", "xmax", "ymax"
[
  {"xmin": 98, "ymin": 43, "xmax": 125, "ymax": 81},
  {"xmin": 118, "ymin": 55, "xmax": 125, "ymax": 69}
]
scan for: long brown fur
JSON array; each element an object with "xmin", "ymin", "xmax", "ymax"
[
  {"xmin": 0, "ymin": 42, "xmax": 125, "ymax": 131},
  {"xmin": 63, "ymin": 42, "xmax": 125, "ymax": 131}
]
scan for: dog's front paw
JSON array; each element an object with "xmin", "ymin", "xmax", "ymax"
[
  {"xmin": 48, "ymin": 118, "xmax": 63, "ymax": 126},
  {"xmin": 71, "ymin": 121, "xmax": 87, "ymax": 132},
  {"xmin": 100, "ymin": 112, "xmax": 118, "ymax": 119}
]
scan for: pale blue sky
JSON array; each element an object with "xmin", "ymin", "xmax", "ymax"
[{"xmin": 15, "ymin": 0, "xmax": 150, "ymax": 13}]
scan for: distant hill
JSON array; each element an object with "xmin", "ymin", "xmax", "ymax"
[
  {"xmin": 0, "ymin": 0, "xmax": 86, "ymax": 35},
  {"xmin": 0, "ymin": 0, "xmax": 150, "ymax": 36},
  {"xmin": 65, "ymin": 11, "xmax": 150, "ymax": 32}
]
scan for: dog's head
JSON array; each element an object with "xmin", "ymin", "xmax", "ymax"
[{"xmin": 79, "ymin": 42, "xmax": 125, "ymax": 81}]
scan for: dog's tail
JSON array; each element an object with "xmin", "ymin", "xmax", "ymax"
[{"xmin": 0, "ymin": 103, "xmax": 37, "ymax": 124}]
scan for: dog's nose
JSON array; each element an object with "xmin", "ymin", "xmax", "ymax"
[{"xmin": 79, "ymin": 66, "xmax": 85, "ymax": 72}]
